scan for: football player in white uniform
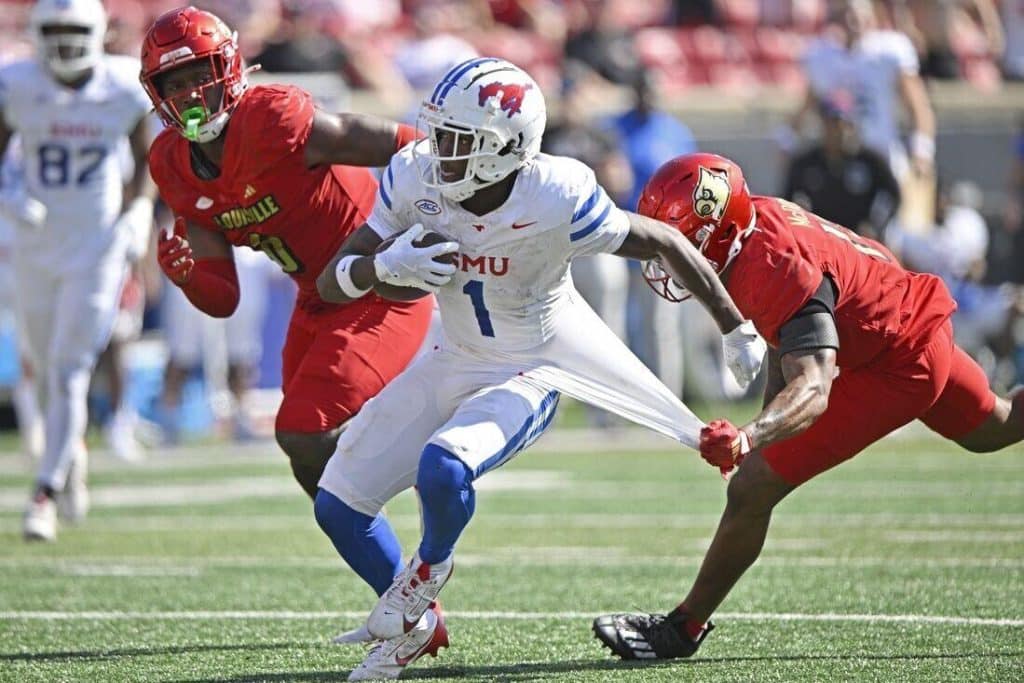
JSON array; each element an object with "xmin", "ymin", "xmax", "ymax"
[
  {"xmin": 0, "ymin": 0, "xmax": 157, "ymax": 541},
  {"xmin": 792, "ymin": 0, "xmax": 935, "ymax": 180},
  {"xmin": 312, "ymin": 57, "xmax": 766, "ymax": 680}
]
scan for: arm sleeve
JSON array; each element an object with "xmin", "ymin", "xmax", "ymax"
[
  {"xmin": 180, "ymin": 257, "xmax": 240, "ymax": 318},
  {"xmin": 777, "ymin": 275, "xmax": 840, "ymax": 356},
  {"xmin": 564, "ymin": 166, "xmax": 630, "ymax": 259},
  {"xmin": 365, "ymin": 154, "xmax": 407, "ymax": 239}
]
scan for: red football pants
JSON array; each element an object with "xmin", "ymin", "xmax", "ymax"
[
  {"xmin": 763, "ymin": 320, "xmax": 997, "ymax": 484},
  {"xmin": 275, "ymin": 296, "xmax": 433, "ymax": 433}
]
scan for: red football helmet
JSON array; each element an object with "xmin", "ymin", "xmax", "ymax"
[
  {"xmin": 638, "ymin": 152, "xmax": 756, "ymax": 302},
  {"xmin": 140, "ymin": 7, "xmax": 253, "ymax": 143}
]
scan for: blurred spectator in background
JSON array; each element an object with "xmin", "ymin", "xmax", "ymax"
[
  {"xmin": 783, "ymin": 90, "xmax": 900, "ymax": 241},
  {"xmin": 896, "ymin": 0, "xmax": 1003, "ymax": 81},
  {"xmin": 158, "ymin": 248, "xmax": 270, "ymax": 444},
  {"xmin": 543, "ymin": 66, "xmax": 633, "ymax": 426},
  {"xmin": 671, "ymin": 0, "xmax": 715, "ymax": 25},
  {"xmin": 893, "ymin": 180, "xmax": 1023, "ymax": 388},
  {"xmin": 1002, "ymin": 0, "xmax": 1024, "ymax": 80},
  {"xmin": 789, "ymin": 0, "xmax": 935, "ymax": 181},
  {"xmin": 994, "ymin": 116, "xmax": 1024, "ymax": 285},
  {"xmin": 487, "ymin": 0, "xmax": 568, "ymax": 48},
  {"xmin": 391, "ymin": 1, "xmax": 482, "ymax": 94},
  {"xmin": 564, "ymin": 0, "xmax": 644, "ymax": 88},
  {"xmin": 608, "ymin": 70, "xmax": 738, "ymax": 402}
]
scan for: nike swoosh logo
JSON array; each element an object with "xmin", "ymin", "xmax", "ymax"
[
  {"xmin": 511, "ymin": 221, "xmax": 537, "ymax": 230},
  {"xmin": 395, "ymin": 644, "xmax": 425, "ymax": 667},
  {"xmin": 195, "ymin": 196, "xmax": 214, "ymax": 210},
  {"xmin": 403, "ymin": 616, "xmax": 418, "ymax": 633}
]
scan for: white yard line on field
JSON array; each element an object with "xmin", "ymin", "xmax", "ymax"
[
  {"xmin": 4, "ymin": 512, "xmax": 1024, "ymax": 533},
  {"xmin": 0, "ymin": 609, "xmax": 1019, "ymax": 627},
  {"xmin": 0, "ymin": 470, "xmax": 565, "ymax": 512},
  {"xmin": 0, "ymin": 553, "xmax": 1021, "ymax": 572}
]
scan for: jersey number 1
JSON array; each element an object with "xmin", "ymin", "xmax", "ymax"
[{"xmin": 462, "ymin": 279, "xmax": 494, "ymax": 337}]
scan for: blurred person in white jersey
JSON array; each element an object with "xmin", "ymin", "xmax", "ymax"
[
  {"xmin": 788, "ymin": 0, "xmax": 936, "ymax": 183},
  {"xmin": 0, "ymin": 0, "xmax": 157, "ymax": 541},
  {"xmin": 312, "ymin": 57, "xmax": 767, "ymax": 680},
  {"xmin": 0, "ymin": 141, "xmax": 45, "ymax": 462},
  {"xmin": 158, "ymin": 245, "xmax": 271, "ymax": 444}
]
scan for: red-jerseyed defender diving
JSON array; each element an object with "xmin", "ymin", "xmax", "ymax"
[{"xmin": 593, "ymin": 152, "xmax": 1024, "ymax": 661}]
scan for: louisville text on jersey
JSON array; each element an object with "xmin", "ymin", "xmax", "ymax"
[{"xmin": 212, "ymin": 194, "xmax": 282, "ymax": 230}]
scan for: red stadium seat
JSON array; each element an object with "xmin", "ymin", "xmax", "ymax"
[
  {"xmin": 716, "ymin": 0, "xmax": 759, "ymax": 27},
  {"xmin": 755, "ymin": 27, "xmax": 805, "ymax": 64},
  {"xmin": 636, "ymin": 27, "xmax": 684, "ymax": 68}
]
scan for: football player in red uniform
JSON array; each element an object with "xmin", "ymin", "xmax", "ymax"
[
  {"xmin": 593, "ymin": 152, "xmax": 1024, "ymax": 660},
  {"xmin": 141, "ymin": 7, "xmax": 431, "ymax": 502}
]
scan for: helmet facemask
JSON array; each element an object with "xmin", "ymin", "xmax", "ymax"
[
  {"xmin": 140, "ymin": 15, "xmax": 250, "ymax": 145},
  {"xmin": 414, "ymin": 102, "xmax": 523, "ymax": 202},
  {"xmin": 38, "ymin": 22, "xmax": 103, "ymax": 81},
  {"xmin": 642, "ymin": 213, "xmax": 754, "ymax": 303}
]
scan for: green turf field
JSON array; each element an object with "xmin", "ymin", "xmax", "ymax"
[{"xmin": 0, "ymin": 422, "xmax": 1021, "ymax": 682}]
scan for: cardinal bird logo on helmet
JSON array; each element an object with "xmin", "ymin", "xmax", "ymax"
[
  {"xmin": 694, "ymin": 167, "xmax": 731, "ymax": 221},
  {"xmin": 478, "ymin": 81, "xmax": 533, "ymax": 118}
]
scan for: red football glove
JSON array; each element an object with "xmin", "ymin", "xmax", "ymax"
[
  {"xmin": 157, "ymin": 216, "xmax": 194, "ymax": 286},
  {"xmin": 699, "ymin": 419, "xmax": 752, "ymax": 476}
]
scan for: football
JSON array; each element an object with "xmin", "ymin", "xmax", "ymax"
[{"xmin": 373, "ymin": 229, "xmax": 458, "ymax": 301}]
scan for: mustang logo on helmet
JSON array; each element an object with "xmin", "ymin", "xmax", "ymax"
[
  {"xmin": 477, "ymin": 82, "xmax": 533, "ymax": 118},
  {"xmin": 693, "ymin": 167, "xmax": 731, "ymax": 221}
]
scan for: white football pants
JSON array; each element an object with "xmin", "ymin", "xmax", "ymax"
[{"xmin": 320, "ymin": 292, "xmax": 704, "ymax": 517}]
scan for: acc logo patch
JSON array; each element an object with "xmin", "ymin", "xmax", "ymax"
[
  {"xmin": 415, "ymin": 199, "xmax": 442, "ymax": 215},
  {"xmin": 693, "ymin": 167, "xmax": 731, "ymax": 221}
]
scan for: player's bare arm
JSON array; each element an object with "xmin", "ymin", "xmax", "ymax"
[
  {"xmin": 615, "ymin": 210, "xmax": 745, "ymax": 333},
  {"xmin": 741, "ymin": 346, "xmax": 836, "ymax": 450},
  {"xmin": 304, "ymin": 111, "xmax": 411, "ymax": 169},
  {"xmin": 899, "ymin": 72, "xmax": 936, "ymax": 172},
  {"xmin": 316, "ymin": 224, "xmax": 385, "ymax": 303},
  {"xmin": 177, "ymin": 215, "xmax": 233, "ymax": 260}
]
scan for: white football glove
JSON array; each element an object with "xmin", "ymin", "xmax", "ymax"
[
  {"xmin": 373, "ymin": 223, "xmax": 459, "ymax": 291},
  {"xmin": 0, "ymin": 187, "xmax": 47, "ymax": 230},
  {"xmin": 723, "ymin": 320, "xmax": 767, "ymax": 390},
  {"xmin": 116, "ymin": 197, "xmax": 155, "ymax": 263}
]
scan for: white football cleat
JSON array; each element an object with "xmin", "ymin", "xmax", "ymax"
[
  {"xmin": 23, "ymin": 494, "xmax": 57, "ymax": 542},
  {"xmin": 348, "ymin": 604, "xmax": 448, "ymax": 681},
  {"xmin": 333, "ymin": 623, "xmax": 375, "ymax": 645},
  {"xmin": 367, "ymin": 553, "xmax": 453, "ymax": 640},
  {"xmin": 57, "ymin": 448, "xmax": 90, "ymax": 524}
]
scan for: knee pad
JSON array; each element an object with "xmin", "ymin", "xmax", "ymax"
[{"xmin": 417, "ymin": 443, "xmax": 474, "ymax": 500}]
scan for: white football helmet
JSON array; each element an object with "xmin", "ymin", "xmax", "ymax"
[
  {"xmin": 416, "ymin": 58, "xmax": 546, "ymax": 202},
  {"xmin": 29, "ymin": 0, "xmax": 107, "ymax": 81}
]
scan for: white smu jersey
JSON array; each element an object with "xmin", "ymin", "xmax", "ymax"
[
  {"xmin": 0, "ymin": 55, "xmax": 150, "ymax": 258},
  {"xmin": 803, "ymin": 30, "xmax": 918, "ymax": 166},
  {"xmin": 368, "ymin": 143, "xmax": 630, "ymax": 353}
]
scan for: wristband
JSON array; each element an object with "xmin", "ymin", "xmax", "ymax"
[
  {"xmin": 335, "ymin": 254, "xmax": 372, "ymax": 299},
  {"xmin": 910, "ymin": 131, "xmax": 935, "ymax": 161}
]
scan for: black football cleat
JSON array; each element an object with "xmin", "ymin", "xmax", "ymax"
[{"xmin": 592, "ymin": 610, "xmax": 713, "ymax": 660}]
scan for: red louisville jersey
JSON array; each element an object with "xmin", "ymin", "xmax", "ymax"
[
  {"xmin": 727, "ymin": 196, "xmax": 956, "ymax": 368},
  {"xmin": 149, "ymin": 84, "xmax": 378, "ymax": 312}
]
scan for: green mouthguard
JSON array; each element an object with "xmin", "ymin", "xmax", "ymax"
[{"xmin": 181, "ymin": 106, "xmax": 208, "ymax": 141}]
